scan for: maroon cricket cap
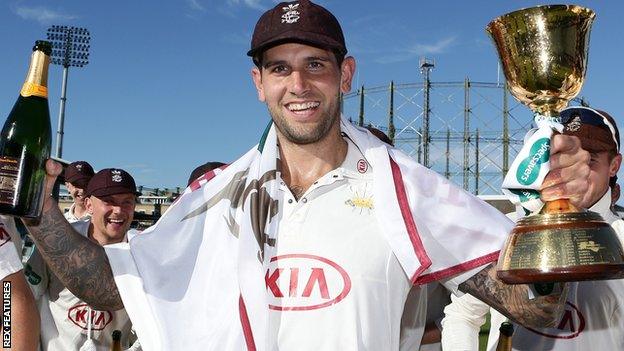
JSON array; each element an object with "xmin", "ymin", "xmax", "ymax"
[
  {"xmin": 366, "ymin": 126, "xmax": 394, "ymax": 146},
  {"xmin": 560, "ymin": 106, "xmax": 620, "ymax": 153},
  {"xmin": 86, "ymin": 168, "xmax": 140, "ymax": 198},
  {"xmin": 247, "ymin": 0, "xmax": 347, "ymax": 59},
  {"xmin": 64, "ymin": 161, "xmax": 95, "ymax": 188},
  {"xmin": 187, "ymin": 161, "xmax": 226, "ymax": 186}
]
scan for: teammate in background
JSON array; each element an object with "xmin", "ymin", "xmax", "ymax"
[
  {"xmin": 441, "ymin": 106, "xmax": 624, "ymax": 351},
  {"xmin": 611, "ymin": 182, "xmax": 620, "ymax": 206},
  {"xmin": 365, "ymin": 125, "xmax": 394, "ymax": 146},
  {"xmin": 21, "ymin": 1, "xmax": 596, "ymax": 350},
  {"xmin": 417, "ymin": 283, "xmax": 449, "ymax": 351},
  {"xmin": 187, "ymin": 161, "xmax": 226, "ymax": 187},
  {"xmin": 63, "ymin": 161, "xmax": 95, "ymax": 223},
  {"xmin": 27, "ymin": 169, "xmax": 140, "ymax": 351},
  {"xmin": 0, "ymin": 216, "xmax": 39, "ymax": 351}
]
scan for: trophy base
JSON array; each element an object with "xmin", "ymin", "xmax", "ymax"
[
  {"xmin": 497, "ymin": 211, "xmax": 624, "ymax": 284},
  {"xmin": 498, "ymin": 263, "xmax": 624, "ymax": 284}
]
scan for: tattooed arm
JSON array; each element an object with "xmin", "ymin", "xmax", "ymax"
[
  {"xmin": 458, "ymin": 263, "xmax": 567, "ymax": 328},
  {"xmin": 23, "ymin": 160, "xmax": 123, "ymax": 310},
  {"xmin": 456, "ymin": 134, "xmax": 589, "ymax": 328}
]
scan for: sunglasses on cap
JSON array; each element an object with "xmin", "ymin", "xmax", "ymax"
[{"xmin": 560, "ymin": 106, "xmax": 620, "ymax": 151}]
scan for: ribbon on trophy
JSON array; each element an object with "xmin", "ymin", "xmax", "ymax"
[{"xmin": 502, "ymin": 114, "xmax": 564, "ymax": 215}]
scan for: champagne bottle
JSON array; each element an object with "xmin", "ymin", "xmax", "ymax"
[
  {"xmin": 110, "ymin": 330, "xmax": 122, "ymax": 351},
  {"xmin": 495, "ymin": 321, "xmax": 514, "ymax": 351},
  {"xmin": 0, "ymin": 40, "xmax": 52, "ymax": 218}
]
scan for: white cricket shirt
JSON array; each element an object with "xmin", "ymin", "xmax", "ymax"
[
  {"xmin": 267, "ymin": 138, "xmax": 473, "ymax": 351},
  {"xmin": 27, "ymin": 220, "xmax": 135, "ymax": 351},
  {"xmin": 64, "ymin": 203, "xmax": 91, "ymax": 223}
]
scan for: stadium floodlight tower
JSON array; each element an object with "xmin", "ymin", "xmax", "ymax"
[
  {"xmin": 419, "ymin": 58, "xmax": 435, "ymax": 168},
  {"xmin": 46, "ymin": 25, "xmax": 91, "ymax": 158}
]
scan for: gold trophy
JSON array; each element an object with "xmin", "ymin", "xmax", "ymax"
[{"xmin": 487, "ymin": 5, "xmax": 624, "ymax": 283}]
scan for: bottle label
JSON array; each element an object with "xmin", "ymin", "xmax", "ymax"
[
  {"xmin": 0, "ymin": 157, "xmax": 20, "ymax": 206},
  {"xmin": 20, "ymin": 82, "xmax": 48, "ymax": 98}
]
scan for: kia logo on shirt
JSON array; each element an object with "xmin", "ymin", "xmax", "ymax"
[
  {"xmin": 68, "ymin": 304, "xmax": 114, "ymax": 331},
  {"xmin": 265, "ymin": 254, "xmax": 351, "ymax": 311},
  {"xmin": 357, "ymin": 159, "xmax": 368, "ymax": 173},
  {"xmin": 525, "ymin": 302, "xmax": 586, "ymax": 339}
]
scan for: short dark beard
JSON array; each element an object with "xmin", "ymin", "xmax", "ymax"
[{"xmin": 268, "ymin": 94, "xmax": 341, "ymax": 145}]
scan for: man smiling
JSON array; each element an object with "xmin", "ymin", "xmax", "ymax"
[
  {"xmin": 63, "ymin": 161, "xmax": 95, "ymax": 223},
  {"xmin": 27, "ymin": 169, "xmax": 139, "ymax": 351},
  {"xmin": 23, "ymin": 1, "xmax": 596, "ymax": 350}
]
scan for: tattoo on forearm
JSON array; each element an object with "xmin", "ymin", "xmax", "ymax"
[
  {"xmin": 458, "ymin": 263, "xmax": 567, "ymax": 328},
  {"xmin": 27, "ymin": 206, "xmax": 124, "ymax": 310}
]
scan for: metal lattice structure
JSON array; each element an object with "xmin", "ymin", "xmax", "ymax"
[{"xmin": 341, "ymin": 67, "xmax": 536, "ymax": 195}]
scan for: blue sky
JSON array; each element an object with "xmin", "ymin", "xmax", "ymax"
[{"xmin": 1, "ymin": 0, "xmax": 623, "ymax": 190}]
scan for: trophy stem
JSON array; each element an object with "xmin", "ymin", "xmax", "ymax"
[{"xmin": 542, "ymin": 199, "xmax": 579, "ymax": 214}]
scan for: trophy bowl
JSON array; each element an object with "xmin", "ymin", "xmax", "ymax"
[
  {"xmin": 487, "ymin": 4, "xmax": 593, "ymax": 117},
  {"xmin": 487, "ymin": 5, "xmax": 624, "ymax": 283}
]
